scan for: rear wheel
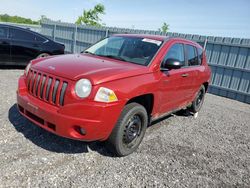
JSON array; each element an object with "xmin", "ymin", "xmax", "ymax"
[
  {"xmin": 107, "ymin": 103, "xmax": 148, "ymax": 157},
  {"xmin": 189, "ymin": 85, "xmax": 206, "ymax": 113},
  {"xmin": 36, "ymin": 53, "xmax": 50, "ymax": 59}
]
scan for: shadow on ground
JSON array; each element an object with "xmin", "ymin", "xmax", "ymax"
[
  {"xmin": 8, "ymin": 104, "xmax": 113, "ymax": 157},
  {"xmin": 8, "ymin": 104, "xmax": 192, "ymax": 156},
  {"xmin": 149, "ymin": 109, "xmax": 193, "ymax": 127}
]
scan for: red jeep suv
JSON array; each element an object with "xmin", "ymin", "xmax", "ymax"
[{"xmin": 17, "ymin": 34, "xmax": 211, "ymax": 156}]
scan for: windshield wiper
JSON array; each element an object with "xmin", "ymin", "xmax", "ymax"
[
  {"xmin": 83, "ymin": 52, "xmax": 129, "ymax": 63},
  {"xmin": 83, "ymin": 51, "xmax": 96, "ymax": 55},
  {"xmin": 97, "ymin": 54, "xmax": 127, "ymax": 62}
]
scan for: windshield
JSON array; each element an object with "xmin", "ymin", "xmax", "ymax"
[{"xmin": 83, "ymin": 36, "xmax": 163, "ymax": 66}]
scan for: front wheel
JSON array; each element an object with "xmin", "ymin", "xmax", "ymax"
[
  {"xmin": 107, "ymin": 103, "xmax": 148, "ymax": 157},
  {"xmin": 188, "ymin": 85, "xmax": 206, "ymax": 113}
]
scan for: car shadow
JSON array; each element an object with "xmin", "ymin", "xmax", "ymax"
[
  {"xmin": 149, "ymin": 109, "xmax": 193, "ymax": 127},
  {"xmin": 8, "ymin": 104, "xmax": 114, "ymax": 157},
  {"xmin": 8, "ymin": 104, "xmax": 193, "ymax": 157}
]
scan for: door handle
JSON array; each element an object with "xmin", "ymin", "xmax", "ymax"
[{"xmin": 181, "ymin": 73, "xmax": 189, "ymax": 77}]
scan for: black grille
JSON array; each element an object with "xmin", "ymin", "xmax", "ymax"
[{"xmin": 27, "ymin": 69, "xmax": 68, "ymax": 106}]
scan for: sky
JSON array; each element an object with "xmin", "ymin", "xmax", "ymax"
[{"xmin": 1, "ymin": 0, "xmax": 250, "ymax": 38}]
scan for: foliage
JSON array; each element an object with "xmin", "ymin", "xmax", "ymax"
[
  {"xmin": 159, "ymin": 22, "xmax": 169, "ymax": 34},
  {"xmin": 76, "ymin": 4, "xmax": 105, "ymax": 26},
  {"xmin": 38, "ymin": 15, "xmax": 50, "ymax": 23},
  {"xmin": 0, "ymin": 14, "xmax": 39, "ymax": 25}
]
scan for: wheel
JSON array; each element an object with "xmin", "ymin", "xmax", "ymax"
[
  {"xmin": 36, "ymin": 53, "xmax": 50, "ymax": 59},
  {"xmin": 189, "ymin": 85, "xmax": 206, "ymax": 113},
  {"xmin": 107, "ymin": 103, "xmax": 148, "ymax": 157}
]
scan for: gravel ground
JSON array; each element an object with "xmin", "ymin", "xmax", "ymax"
[{"xmin": 0, "ymin": 69, "xmax": 250, "ymax": 188}]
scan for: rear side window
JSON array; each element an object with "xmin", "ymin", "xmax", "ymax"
[
  {"xmin": 164, "ymin": 43, "xmax": 185, "ymax": 64},
  {"xmin": 0, "ymin": 27, "xmax": 8, "ymax": 38},
  {"xmin": 186, "ymin": 45, "xmax": 199, "ymax": 66},
  {"xmin": 10, "ymin": 28, "xmax": 36, "ymax": 41},
  {"xmin": 197, "ymin": 47, "xmax": 203, "ymax": 65}
]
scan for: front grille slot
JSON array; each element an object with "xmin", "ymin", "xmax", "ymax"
[
  {"xmin": 40, "ymin": 75, "xmax": 46, "ymax": 98},
  {"xmin": 59, "ymin": 82, "xmax": 68, "ymax": 106},
  {"xmin": 27, "ymin": 71, "xmax": 32, "ymax": 90},
  {"xmin": 27, "ymin": 69, "xmax": 68, "ymax": 106},
  {"xmin": 46, "ymin": 77, "xmax": 53, "ymax": 101},
  {"xmin": 52, "ymin": 80, "xmax": 60, "ymax": 103},
  {"xmin": 31, "ymin": 71, "xmax": 36, "ymax": 93},
  {"xmin": 35, "ymin": 74, "xmax": 41, "ymax": 96}
]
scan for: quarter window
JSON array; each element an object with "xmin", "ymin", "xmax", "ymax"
[
  {"xmin": 186, "ymin": 45, "xmax": 199, "ymax": 66},
  {"xmin": 163, "ymin": 43, "xmax": 185, "ymax": 64}
]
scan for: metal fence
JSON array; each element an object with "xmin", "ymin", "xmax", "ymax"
[{"xmin": 39, "ymin": 20, "xmax": 250, "ymax": 104}]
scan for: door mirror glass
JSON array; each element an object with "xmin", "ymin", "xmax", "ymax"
[{"xmin": 162, "ymin": 58, "xmax": 184, "ymax": 70}]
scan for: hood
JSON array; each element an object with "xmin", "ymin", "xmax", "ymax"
[{"xmin": 31, "ymin": 54, "xmax": 149, "ymax": 85}]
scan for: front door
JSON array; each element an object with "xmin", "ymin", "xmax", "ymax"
[{"xmin": 159, "ymin": 43, "xmax": 194, "ymax": 114}]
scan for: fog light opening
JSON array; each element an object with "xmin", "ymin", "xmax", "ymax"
[{"xmin": 75, "ymin": 126, "xmax": 86, "ymax": 136}]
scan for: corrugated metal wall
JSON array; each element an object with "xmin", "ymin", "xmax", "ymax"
[{"xmin": 40, "ymin": 20, "xmax": 250, "ymax": 104}]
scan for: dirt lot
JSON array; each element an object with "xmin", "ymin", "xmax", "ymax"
[{"xmin": 0, "ymin": 69, "xmax": 249, "ymax": 187}]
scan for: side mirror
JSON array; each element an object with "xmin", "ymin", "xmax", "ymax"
[{"xmin": 161, "ymin": 58, "xmax": 184, "ymax": 70}]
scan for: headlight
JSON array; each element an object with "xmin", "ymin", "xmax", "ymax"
[
  {"xmin": 94, "ymin": 87, "xmax": 118, "ymax": 102},
  {"xmin": 75, "ymin": 79, "xmax": 92, "ymax": 98},
  {"xmin": 25, "ymin": 63, "xmax": 31, "ymax": 76}
]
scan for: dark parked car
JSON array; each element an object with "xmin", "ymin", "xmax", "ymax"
[{"xmin": 0, "ymin": 24, "xmax": 65, "ymax": 66}]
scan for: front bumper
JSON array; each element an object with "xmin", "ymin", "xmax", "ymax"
[{"xmin": 17, "ymin": 75, "xmax": 125, "ymax": 141}]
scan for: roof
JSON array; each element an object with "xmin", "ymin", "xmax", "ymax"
[
  {"xmin": 113, "ymin": 34, "xmax": 169, "ymax": 41},
  {"xmin": 0, "ymin": 23, "xmax": 50, "ymax": 41}
]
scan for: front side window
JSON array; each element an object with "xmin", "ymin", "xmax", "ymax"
[
  {"xmin": 186, "ymin": 45, "xmax": 199, "ymax": 66},
  {"xmin": 84, "ymin": 36, "xmax": 163, "ymax": 66},
  {"xmin": 163, "ymin": 43, "xmax": 185, "ymax": 64},
  {"xmin": 0, "ymin": 27, "xmax": 8, "ymax": 38}
]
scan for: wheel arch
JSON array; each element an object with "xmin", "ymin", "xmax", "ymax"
[
  {"xmin": 203, "ymin": 82, "xmax": 209, "ymax": 92},
  {"xmin": 126, "ymin": 93, "xmax": 154, "ymax": 118}
]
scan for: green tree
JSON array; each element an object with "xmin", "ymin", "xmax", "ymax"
[
  {"xmin": 0, "ymin": 14, "xmax": 39, "ymax": 25},
  {"xmin": 159, "ymin": 22, "xmax": 169, "ymax": 34},
  {"xmin": 38, "ymin": 15, "xmax": 50, "ymax": 23},
  {"xmin": 76, "ymin": 4, "xmax": 105, "ymax": 26}
]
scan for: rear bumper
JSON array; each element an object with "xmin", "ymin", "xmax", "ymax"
[{"xmin": 17, "ymin": 75, "xmax": 125, "ymax": 141}]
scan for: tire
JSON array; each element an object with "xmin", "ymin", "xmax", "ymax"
[
  {"xmin": 189, "ymin": 85, "xmax": 206, "ymax": 113},
  {"xmin": 36, "ymin": 53, "xmax": 50, "ymax": 59},
  {"xmin": 107, "ymin": 103, "xmax": 148, "ymax": 157}
]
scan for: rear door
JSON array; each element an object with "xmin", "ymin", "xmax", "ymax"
[
  {"xmin": 9, "ymin": 27, "xmax": 42, "ymax": 65},
  {"xmin": 0, "ymin": 26, "xmax": 11, "ymax": 65},
  {"xmin": 183, "ymin": 44, "xmax": 200, "ymax": 100}
]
